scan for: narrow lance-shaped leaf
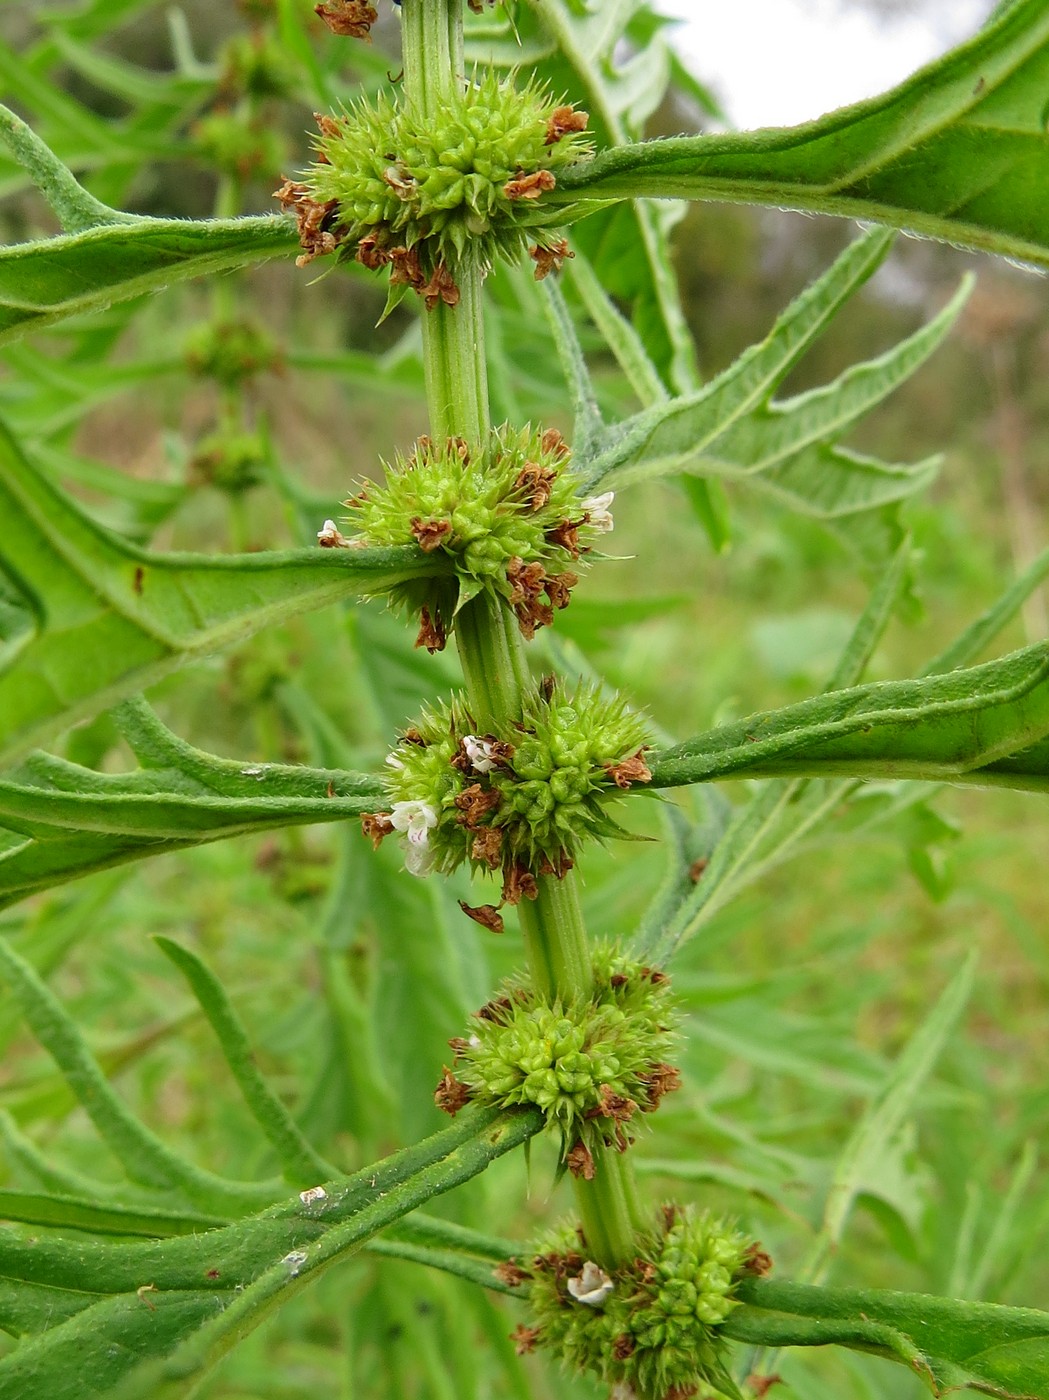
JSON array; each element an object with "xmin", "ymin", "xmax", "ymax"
[
  {"xmin": 0, "ymin": 417, "xmax": 441, "ymax": 765},
  {"xmin": 724, "ymin": 1278, "xmax": 1049, "ymax": 1400},
  {"xmin": 555, "ymin": 0, "xmax": 1049, "ymax": 269},
  {"xmin": 645, "ymin": 641, "xmax": 1049, "ymax": 794}
]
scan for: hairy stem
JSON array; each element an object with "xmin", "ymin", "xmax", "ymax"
[{"xmin": 399, "ymin": 0, "xmax": 645, "ymax": 1275}]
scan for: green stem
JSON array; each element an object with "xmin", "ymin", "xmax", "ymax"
[{"xmin": 399, "ymin": 0, "xmax": 645, "ymax": 1276}]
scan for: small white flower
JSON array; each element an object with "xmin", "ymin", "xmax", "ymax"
[
  {"xmin": 463, "ymin": 734, "xmax": 498, "ymax": 774},
  {"xmin": 581, "ymin": 491, "xmax": 614, "ymax": 533},
  {"xmin": 390, "ymin": 800, "xmax": 438, "ymax": 877},
  {"xmin": 385, "ymin": 751, "xmax": 406, "ymax": 770},
  {"xmin": 298, "ymin": 1185, "xmax": 327, "ymax": 1206},
  {"xmin": 317, "ymin": 518, "xmax": 349, "ymax": 548},
  {"xmin": 567, "ymin": 1260, "xmax": 614, "ymax": 1307}
]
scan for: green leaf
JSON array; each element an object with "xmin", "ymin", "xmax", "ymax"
[
  {"xmin": 725, "ymin": 1278, "xmax": 1049, "ymax": 1399},
  {"xmin": 0, "ymin": 1107, "xmax": 540, "ymax": 1400},
  {"xmin": 556, "ymin": 0, "xmax": 1049, "ymax": 268},
  {"xmin": 0, "ymin": 418, "xmax": 440, "ymax": 765},
  {"xmin": 0, "ymin": 215, "xmax": 299, "ymax": 346},
  {"xmin": 647, "ymin": 640, "xmax": 1049, "ymax": 793}
]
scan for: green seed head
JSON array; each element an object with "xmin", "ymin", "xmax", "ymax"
[
  {"xmin": 342, "ymin": 425, "xmax": 613, "ymax": 649},
  {"xmin": 522, "ymin": 1207, "xmax": 759, "ymax": 1400},
  {"xmin": 283, "ymin": 71, "xmax": 592, "ymax": 292},
  {"xmin": 375, "ymin": 678, "xmax": 650, "ymax": 888},
  {"xmin": 440, "ymin": 950, "xmax": 680, "ymax": 1158}
]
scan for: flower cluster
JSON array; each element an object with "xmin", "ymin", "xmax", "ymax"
[
  {"xmin": 275, "ymin": 69, "xmax": 592, "ymax": 300},
  {"xmin": 183, "ymin": 318, "xmax": 283, "ymax": 388},
  {"xmin": 509, "ymin": 1207, "xmax": 769, "ymax": 1400},
  {"xmin": 333, "ymin": 426, "xmax": 612, "ymax": 651},
  {"xmin": 435, "ymin": 948, "xmax": 680, "ymax": 1167},
  {"xmin": 361, "ymin": 679, "xmax": 650, "ymax": 897}
]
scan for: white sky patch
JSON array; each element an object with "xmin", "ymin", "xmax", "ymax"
[{"xmin": 656, "ymin": 0, "xmax": 996, "ymax": 130}]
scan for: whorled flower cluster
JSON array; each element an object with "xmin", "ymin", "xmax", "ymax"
[
  {"xmin": 275, "ymin": 69, "xmax": 592, "ymax": 302},
  {"xmin": 505, "ymin": 1207, "xmax": 771, "ymax": 1400},
  {"xmin": 361, "ymin": 679, "xmax": 650, "ymax": 901},
  {"xmin": 434, "ymin": 949, "xmax": 680, "ymax": 1167},
  {"xmin": 322, "ymin": 426, "xmax": 612, "ymax": 652}
]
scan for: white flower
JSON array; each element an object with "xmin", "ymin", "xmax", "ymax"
[
  {"xmin": 390, "ymin": 800, "xmax": 438, "ymax": 877},
  {"xmin": 317, "ymin": 518, "xmax": 349, "ymax": 548},
  {"xmin": 566, "ymin": 1260, "xmax": 614, "ymax": 1307},
  {"xmin": 385, "ymin": 751, "xmax": 406, "ymax": 770},
  {"xmin": 463, "ymin": 734, "xmax": 498, "ymax": 774},
  {"xmin": 581, "ymin": 491, "xmax": 614, "ymax": 533}
]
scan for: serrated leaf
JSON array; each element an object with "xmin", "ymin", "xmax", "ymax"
[
  {"xmin": 556, "ymin": 0, "xmax": 1049, "ymax": 268},
  {"xmin": 725, "ymin": 1278, "xmax": 1049, "ymax": 1399},
  {"xmin": 647, "ymin": 640, "xmax": 1049, "ymax": 794},
  {"xmin": 0, "ymin": 418, "xmax": 440, "ymax": 765}
]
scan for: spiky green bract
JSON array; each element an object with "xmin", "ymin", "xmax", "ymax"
[
  {"xmin": 347, "ymin": 426, "xmax": 605, "ymax": 645},
  {"xmin": 377, "ymin": 678, "xmax": 650, "ymax": 887},
  {"xmin": 524, "ymin": 1207, "xmax": 753, "ymax": 1400},
  {"xmin": 448, "ymin": 949, "xmax": 679, "ymax": 1160},
  {"xmin": 304, "ymin": 71, "xmax": 592, "ymax": 275}
]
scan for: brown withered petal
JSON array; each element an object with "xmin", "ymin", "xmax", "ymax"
[
  {"xmin": 447, "ymin": 1036, "xmax": 471, "ymax": 1059},
  {"xmin": 317, "ymin": 521, "xmax": 350, "ymax": 548},
  {"xmin": 389, "ymin": 245, "xmax": 426, "ymax": 290},
  {"xmin": 422, "ymin": 262, "xmax": 461, "ymax": 310},
  {"xmin": 540, "ymin": 427, "xmax": 570, "ymax": 458},
  {"xmin": 637, "ymin": 1061, "xmax": 682, "ymax": 1111},
  {"xmin": 314, "ymin": 112, "xmax": 342, "ymax": 140},
  {"xmin": 642, "ymin": 966, "xmax": 670, "ymax": 985},
  {"xmin": 545, "ymin": 105, "xmax": 590, "ymax": 145},
  {"xmin": 537, "ymin": 852, "xmax": 574, "ymax": 878},
  {"xmin": 504, "ymin": 169, "xmax": 556, "ymax": 201},
  {"xmin": 471, "ymin": 825, "xmax": 504, "ymax": 869},
  {"xmin": 360, "ymin": 812, "xmax": 394, "ymax": 850},
  {"xmin": 506, "ymin": 557, "xmax": 548, "ymax": 607},
  {"xmin": 315, "ymin": 0, "xmax": 377, "ymax": 38},
  {"xmin": 457, "ymin": 900, "xmax": 505, "ymax": 933},
  {"xmin": 612, "ymin": 1334, "xmax": 637, "ymax": 1362},
  {"xmin": 501, "ymin": 864, "xmax": 538, "ymax": 905},
  {"xmin": 665, "ymin": 1386, "xmax": 700, "ymax": 1400},
  {"xmin": 689, "ymin": 856, "xmax": 709, "ymax": 882},
  {"xmin": 565, "ymin": 1140, "xmax": 596, "ymax": 1180},
  {"xmin": 514, "ymin": 598, "xmax": 554, "ymax": 641},
  {"xmin": 355, "ymin": 235, "xmax": 390, "ymax": 270},
  {"xmin": 494, "ymin": 1260, "xmax": 533, "ymax": 1288},
  {"xmin": 545, "ymin": 517, "xmax": 584, "ymax": 558},
  {"xmin": 415, "ymin": 606, "xmax": 447, "ymax": 653},
  {"xmin": 514, "ymin": 461, "xmax": 558, "ymax": 511},
  {"xmin": 409, "ymin": 516, "xmax": 452, "ymax": 552},
  {"xmin": 510, "ymin": 1325, "xmax": 541, "ymax": 1356},
  {"xmin": 454, "ymin": 783, "xmax": 502, "ymax": 827},
  {"xmin": 530, "ymin": 238, "xmax": 574, "ymax": 281},
  {"xmin": 742, "ymin": 1243, "xmax": 774, "ymax": 1277},
  {"xmin": 476, "ymin": 994, "xmax": 513, "ymax": 1023},
  {"xmin": 745, "ymin": 1374, "xmax": 783, "ymax": 1398},
  {"xmin": 604, "ymin": 749, "xmax": 653, "ymax": 789},
  {"xmin": 434, "ymin": 1066, "xmax": 471, "ymax": 1116},
  {"xmin": 544, "ymin": 571, "xmax": 578, "ymax": 611},
  {"xmin": 274, "ymin": 179, "xmax": 344, "ymax": 267},
  {"xmin": 586, "ymin": 1084, "xmax": 638, "ymax": 1123},
  {"xmin": 448, "ymin": 435, "xmax": 471, "ymax": 462},
  {"xmin": 402, "ymin": 727, "xmax": 426, "ymax": 746}
]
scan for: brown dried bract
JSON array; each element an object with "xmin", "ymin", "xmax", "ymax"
[
  {"xmin": 545, "ymin": 105, "xmax": 590, "ymax": 145},
  {"xmin": 471, "ymin": 825, "xmax": 504, "ymax": 869},
  {"xmin": 587, "ymin": 1084, "xmax": 637, "ymax": 1123},
  {"xmin": 314, "ymin": 112, "xmax": 343, "ymax": 141},
  {"xmin": 447, "ymin": 1036, "xmax": 471, "ymax": 1059},
  {"xmin": 415, "ymin": 605, "xmax": 447, "ymax": 653},
  {"xmin": 361, "ymin": 812, "xmax": 394, "ymax": 849},
  {"xmin": 409, "ymin": 516, "xmax": 452, "ymax": 552},
  {"xmin": 565, "ymin": 1140, "xmax": 595, "ymax": 1180},
  {"xmin": 530, "ymin": 238, "xmax": 574, "ymax": 281},
  {"xmin": 604, "ymin": 749, "xmax": 653, "ymax": 790},
  {"xmin": 510, "ymin": 1324, "xmax": 541, "ymax": 1356},
  {"xmin": 742, "ymin": 1243, "xmax": 774, "ymax": 1278},
  {"xmin": 502, "ymin": 863, "xmax": 539, "ymax": 905},
  {"xmin": 494, "ymin": 1259, "xmax": 533, "ymax": 1288},
  {"xmin": 637, "ymin": 1061, "xmax": 682, "ymax": 1111},
  {"xmin": 515, "ymin": 460, "xmax": 558, "ymax": 511},
  {"xmin": 544, "ymin": 571, "xmax": 578, "ymax": 611},
  {"xmin": 315, "ymin": 0, "xmax": 377, "ymax": 38},
  {"xmin": 540, "ymin": 427, "xmax": 570, "ymax": 459},
  {"xmin": 421, "ymin": 262, "xmax": 461, "ymax": 310},
  {"xmin": 434, "ymin": 1066, "xmax": 471, "ymax": 1116},
  {"xmin": 504, "ymin": 169, "xmax": 556, "ymax": 201},
  {"xmin": 458, "ymin": 900, "xmax": 505, "ymax": 933},
  {"xmin": 274, "ymin": 178, "xmax": 343, "ymax": 267},
  {"xmin": 455, "ymin": 783, "xmax": 502, "ymax": 827}
]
